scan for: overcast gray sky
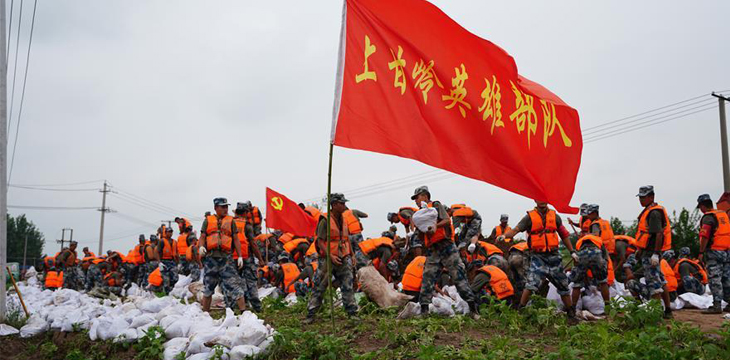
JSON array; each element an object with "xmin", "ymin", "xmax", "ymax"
[{"xmin": 6, "ymin": 1, "xmax": 730, "ymax": 258}]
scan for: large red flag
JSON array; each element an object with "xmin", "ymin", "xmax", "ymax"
[
  {"xmin": 331, "ymin": 0, "xmax": 582, "ymax": 213},
  {"xmin": 265, "ymin": 188, "xmax": 317, "ymax": 236}
]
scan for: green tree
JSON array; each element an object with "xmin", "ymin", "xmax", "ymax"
[
  {"xmin": 7, "ymin": 214, "xmax": 44, "ymax": 268},
  {"xmin": 670, "ymin": 208, "xmax": 700, "ymax": 256},
  {"xmin": 610, "ymin": 217, "xmax": 627, "ymax": 235}
]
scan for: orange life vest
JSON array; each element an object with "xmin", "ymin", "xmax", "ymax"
[
  {"xmin": 318, "ymin": 215, "xmax": 352, "ymax": 258},
  {"xmin": 494, "ymin": 225, "xmax": 512, "ymax": 238},
  {"xmin": 304, "ymin": 206, "xmax": 322, "ymax": 222},
  {"xmin": 284, "ymin": 238, "xmax": 310, "ymax": 254},
  {"xmin": 509, "ymin": 242, "xmax": 529, "ymax": 253},
  {"xmin": 278, "ymin": 233, "xmax": 295, "ymax": 244},
  {"xmin": 160, "ymin": 238, "xmax": 176, "ymax": 260},
  {"xmin": 104, "ymin": 273, "xmax": 118, "ymax": 287},
  {"xmin": 61, "ymin": 249, "xmax": 77, "ymax": 267},
  {"xmin": 615, "ymin": 235, "xmax": 637, "ymax": 255},
  {"xmin": 232, "ymin": 217, "xmax": 250, "ymax": 259},
  {"xmin": 177, "ymin": 233, "xmax": 189, "ymax": 258},
  {"xmin": 453, "ymin": 207, "xmax": 474, "ymax": 219},
  {"xmin": 45, "ymin": 271, "xmax": 63, "ymax": 288},
  {"xmin": 528, "ymin": 209, "xmax": 559, "ymax": 252},
  {"xmin": 245, "ymin": 207, "xmax": 262, "ymax": 226},
  {"xmin": 402, "ymin": 256, "xmax": 426, "ymax": 292},
  {"xmin": 91, "ymin": 258, "xmax": 105, "ymax": 265},
  {"xmin": 707, "ymin": 210, "xmax": 730, "ymax": 251},
  {"xmin": 342, "ymin": 210, "xmax": 363, "ymax": 235},
  {"xmin": 477, "ymin": 265, "xmax": 514, "ymax": 300},
  {"xmin": 358, "ymin": 237, "xmax": 394, "ymax": 255},
  {"xmin": 306, "ymin": 241, "xmax": 317, "ymax": 257},
  {"xmin": 185, "ymin": 245, "xmax": 199, "ymax": 262},
  {"xmin": 84, "ymin": 251, "xmax": 96, "ymax": 258},
  {"xmin": 660, "ymin": 259, "xmax": 678, "ymax": 293},
  {"xmin": 576, "ymin": 234, "xmax": 603, "ymax": 250},
  {"xmin": 43, "ymin": 256, "xmax": 55, "ymax": 271},
  {"xmin": 635, "ymin": 204, "xmax": 672, "ymax": 251},
  {"xmin": 479, "ymin": 241, "xmax": 503, "ymax": 257},
  {"xmin": 674, "ymin": 258, "xmax": 708, "ymax": 285},
  {"xmin": 579, "ymin": 216, "xmax": 591, "ymax": 233},
  {"xmin": 424, "ymin": 202, "xmax": 454, "ymax": 247},
  {"xmin": 398, "ymin": 206, "xmax": 417, "ymax": 226},
  {"xmin": 255, "ymin": 233, "xmax": 274, "ymax": 243},
  {"xmin": 205, "ymin": 215, "xmax": 234, "ymax": 252},
  {"xmin": 148, "ymin": 268, "xmax": 163, "ymax": 287},
  {"xmin": 450, "ymin": 204, "xmax": 466, "ymax": 211},
  {"xmin": 592, "ymin": 218, "xmax": 616, "ymax": 254},
  {"xmin": 281, "ymin": 263, "xmax": 300, "ymax": 293}
]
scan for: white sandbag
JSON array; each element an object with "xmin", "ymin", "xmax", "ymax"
[
  {"xmin": 187, "ymin": 330, "xmax": 224, "ymax": 355},
  {"xmin": 444, "ymin": 286, "xmax": 469, "ymax": 315},
  {"xmin": 0, "ymin": 324, "xmax": 19, "ymax": 336},
  {"xmin": 130, "ymin": 314, "xmax": 156, "ymax": 329},
  {"xmin": 357, "ymin": 266, "xmax": 412, "ymax": 308},
  {"xmin": 233, "ymin": 312, "xmax": 268, "ymax": 347},
  {"xmin": 412, "ymin": 207, "xmax": 438, "ymax": 233},
  {"xmin": 217, "ymin": 308, "xmax": 238, "ymax": 330},
  {"xmin": 163, "ymin": 337, "xmax": 189, "ymax": 360},
  {"xmin": 24, "ymin": 266, "xmax": 38, "ymax": 280},
  {"xmin": 396, "ymin": 301, "xmax": 421, "ymax": 319},
  {"xmin": 139, "ymin": 297, "xmax": 172, "ymax": 313},
  {"xmin": 136, "ymin": 321, "xmax": 159, "ymax": 339},
  {"xmin": 53, "ymin": 289, "xmax": 81, "ymax": 306},
  {"xmin": 284, "ymin": 292, "xmax": 298, "ymax": 305},
  {"xmin": 160, "ymin": 314, "xmax": 182, "ymax": 330},
  {"xmin": 97, "ymin": 316, "xmax": 129, "ymax": 341},
  {"xmin": 229, "ymin": 345, "xmax": 261, "ymax": 360},
  {"xmin": 165, "ymin": 318, "xmax": 193, "ymax": 338},
  {"xmin": 680, "ymin": 293, "xmax": 712, "ymax": 309},
  {"xmin": 59, "ymin": 309, "xmax": 91, "ymax": 331},
  {"xmin": 429, "ymin": 296, "xmax": 455, "ymax": 317},
  {"xmin": 671, "ymin": 297, "xmax": 685, "ymax": 311},
  {"xmin": 174, "ymin": 275, "xmax": 192, "ymax": 289},
  {"xmin": 258, "ymin": 286, "xmax": 277, "ymax": 299},
  {"xmin": 577, "ymin": 287, "xmax": 605, "ymax": 315},
  {"xmin": 114, "ymin": 328, "xmax": 138, "ymax": 343},
  {"xmin": 123, "ymin": 309, "xmax": 142, "ymax": 323},
  {"xmin": 187, "ymin": 352, "xmax": 212, "ymax": 360},
  {"xmin": 20, "ymin": 314, "xmax": 49, "ymax": 338},
  {"xmin": 578, "ymin": 310, "xmax": 605, "ymax": 321}
]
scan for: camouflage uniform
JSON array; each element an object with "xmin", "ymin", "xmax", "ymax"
[
  {"xmin": 454, "ymin": 211, "xmax": 482, "ymax": 246},
  {"xmin": 486, "ymin": 253, "xmax": 510, "ymax": 274},
  {"xmin": 62, "ymin": 266, "xmax": 84, "ymax": 290},
  {"xmin": 85, "ymin": 264, "xmax": 104, "ymax": 291},
  {"xmin": 420, "ymin": 241, "xmax": 475, "ymax": 306},
  {"xmin": 705, "ymin": 250, "xmax": 730, "ymax": 307},
  {"xmin": 308, "ymin": 256, "xmax": 358, "ymax": 315},
  {"xmin": 569, "ymin": 246, "xmax": 608, "ymax": 288},
  {"xmin": 350, "ymin": 233, "xmax": 369, "ymax": 269},
  {"xmin": 241, "ymin": 258, "xmax": 262, "ymax": 311},
  {"xmin": 202, "ymin": 256, "xmax": 246, "ymax": 301},
  {"xmin": 160, "ymin": 260, "xmax": 179, "ymax": 293},
  {"xmin": 623, "ymin": 253, "xmax": 666, "ymax": 297},
  {"xmin": 678, "ymin": 274, "xmax": 705, "ymax": 295},
  {"xmin": 144, "ymin": 261, "xmax": 159, "ymax": 289},
  {"xmin": 294, "ymin": 281, "xmax": 311, "ymax": 298},
  {"xmin": 188, "ymin": 261, "xmax": 201, "ymax": 282},
  {"xmin": 508, "ymin": 250, "xmax": 528, "ymax": 294},
  {"xmin": 525, "ymin": 252, "xmax": 571, "ymax": 296}
]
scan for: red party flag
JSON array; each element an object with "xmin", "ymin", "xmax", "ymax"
[
  {"xmin": 265, "ymin": 188, "xmax": 317, "ymax": 236},
  {"xmin": 331, "ymin": 0, "xmax": 582, "ymax": 213}
]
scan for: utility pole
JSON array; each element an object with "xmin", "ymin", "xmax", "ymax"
[
  {"xmin": 0, "ymin": 0, "xmax": 9, "ymax": 323},
  {"xmin": 56, "ymin": 228, "xmax": 72, "ymax": 250},
  {"xmin": 712, "ymin": 93, "xmax": 730, "ymax": 192},
  {"xmin": 98, "ymin": 180, "xmax": 110, "ymax": 255}
]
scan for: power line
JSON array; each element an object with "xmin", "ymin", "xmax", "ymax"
[
  {"xmin": 8, "ymin": 205, "xmax": 98, "ymax": 210},
  {"xmin": 9, "ymin": 184, "xmax": 99, "ymax": 191},
  {"xmin": 6, "ymin": 0, "xmax": 23, "ymax": 133},
  {"xmin": 109, "ymin": 184, "xmax": 195, "ymax": 217},
  {"xmin": 110, "ymin": 211, "xmax": 159, "ymax": 228},
  {"xmin": 8, "ymin": 0, "xmax": 38, "ymax": 183},
  {"xmin": 10, "ymin": 179, "xmax": 104, "ymax": 187},
  {"xmin": 110, "ymin": 192, "xmax": 181, "ymax": 216}
]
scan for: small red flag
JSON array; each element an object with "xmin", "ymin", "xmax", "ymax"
[
  {"xmin": 331, "ymin": 0, "xmax": 582, "ymax": 213},
  {"xmin": 265, "ymin": 188, "xmax": 317, "ymax": 236}
]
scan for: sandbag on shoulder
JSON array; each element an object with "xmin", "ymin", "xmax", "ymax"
[{"xmin": 357, "ymin": 266, "xmax": 412, "ymax": 308}]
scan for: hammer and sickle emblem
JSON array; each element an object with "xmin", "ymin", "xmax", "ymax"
[{"xmin": 271, "ymin": 197, "xmax": 284, "ymax": 211}]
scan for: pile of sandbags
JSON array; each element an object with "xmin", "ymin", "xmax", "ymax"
[{"xmin": 4, "ymin": 275, "xmax": 276, "ymax": 359}]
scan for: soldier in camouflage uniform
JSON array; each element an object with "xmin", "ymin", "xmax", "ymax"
[
  {"xmin": 500, "ymin": 201, "xmax": 577, "ymax": 320},
  {"xmin": 199, "ymin": 197, "xmax": 248, "ymax": 312},
  {"xmin": 103, "ymin": 270, "xmax": 123, "ymax": 296},
  {"xmin": 185, "ymin": 233, "xmax": 202, "ymax": 282},
  {"xmin": 235, "ymin": 202, "xmax": 264, "ymax": 312},
  {"xmin": 85, "ymin": 260, "xmax": 104, "ymax": 291},
  {"xmin": 158, "ymin": 228, "xmax": 179, "ymax": 293},
  {"xmin": 569, "ymin": 204, "xmax": 611, "ymax": 306},
  {"xmin": 696, "ymin": 194, "xmax": 730, "ymax": 314},
  {"xmin": 142, "ymin": 235, "xmax": 161, "ymax": 288},
  {"xmin": 673, "ymin": 247, "xmax": 706, "ymax": 296},
  {"xmin": 452, "ymin": 207, "xmax": 482, "ymax": 247},
  {"xmin": 304, "ymin": 193, "xmax": 358, "ymax": 324},
  {"xmin": 56, "ymin": 241, "xmax": 84, "ymax": 290},
  {"xmin": 409, "ymin": 186, "xmax": 479, "ymax": 318},
  {"xmin": 622, "ymin": 251, "xmax": 671, "ymax": 301}
]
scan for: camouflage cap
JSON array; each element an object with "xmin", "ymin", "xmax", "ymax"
[
  {"xmin": 637, "ymin": 185, "xmax": 654, "ymax": 197},
  {"xmin": 678, "ymin": 247, "xmax": 691, "ymax": 258},
  {"xmin": 662, "ymin": 249, "xmax": 675, "ymax": 261}
]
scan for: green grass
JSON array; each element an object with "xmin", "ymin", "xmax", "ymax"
[{"xmin": 257, "ymin": 295, "xmax": 730, "ymax": 360}]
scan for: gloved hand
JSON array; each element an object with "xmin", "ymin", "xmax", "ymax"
[
  {"xmin": 158, "ymin": 262, "xmax": 165, "ymax": 271},
  {"xmin": 496, "ymin": 235, "xmax": 506, "ymax": 243},
  {"xmin": 571, "ymin": 252, "xmax": 579, "ymax": 263},
  {"xmin": 237, "ymin": 257, "xmax": 244, "ymax": 269},
  {"xmin": 650, "ymin": 253, "xmax": 659, "ymax": 266},
  {"xmin": 199, "ymin": 246, "xmax": 207, "ymax": 257},
  {"xmin": 467, "ymin": 243, "xmax": 476, "ymax": 253}
]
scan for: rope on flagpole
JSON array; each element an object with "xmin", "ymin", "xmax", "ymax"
[{"xmin": 325, "ymin": 142, "xmax": 336, "ymax": 329}]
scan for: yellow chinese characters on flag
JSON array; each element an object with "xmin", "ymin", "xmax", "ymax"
[{"xmin": 332, "ymin": 0, "xmax": 582, "ymax": 212}]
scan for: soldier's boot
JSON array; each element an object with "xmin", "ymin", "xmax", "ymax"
[
  {"xmin": 663, "ymin": 309, "xmax": 674, "ymax": 319},
  {"xmin": 468, "ymin": 302, "xmax": 481, "ymax": 320},
  {"xmin": 566, "ymin": 306, "xmax": 578, "ymax": 325},
  {"xmin": 302, "ymin": 309, "xmax": 317, "ymax": 325},
  {"xmin": 702, "ymin": 304, "xmax": 722, "ymax": 314},
  {"xmin": 417, "ymin": 304, "xmax": 429, "ymax": 318}
]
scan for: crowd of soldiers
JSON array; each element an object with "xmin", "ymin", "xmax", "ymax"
[{"xmin": 37, "ymin": 185, "xmax": 730, "ymax": 322}]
